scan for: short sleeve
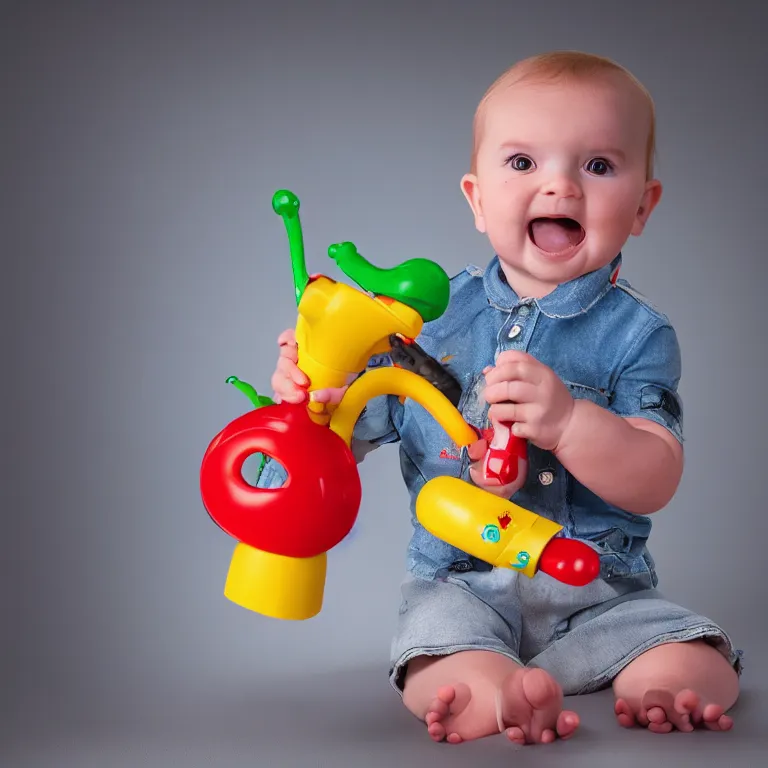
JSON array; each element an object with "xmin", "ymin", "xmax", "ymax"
[{"xmin": 609, "ymin": 323, "xmax": 684, "ymax": 443}]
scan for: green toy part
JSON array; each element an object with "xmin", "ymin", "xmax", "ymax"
[
  {"xmin": 271, "ymin": 188, "xmax": 450, "ymax": 322},
  {"xmin": 226, "ymin": 376, "xmax": 275, "ymax": 409},
  {"xmin": 225, "ymin": 376, "xmax": 275, "ymax": 485},
  {"xmin": 271, "ymin": 189, "xmax": 310, "ymax": 306},
  {"xmin": 328, "ymin": 241, "xmax": 450, "ymax": 322}
]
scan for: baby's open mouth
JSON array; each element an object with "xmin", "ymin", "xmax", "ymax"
[{"xmin": 528, "ymin": 217, "xmax": 586, "ymax": 254}]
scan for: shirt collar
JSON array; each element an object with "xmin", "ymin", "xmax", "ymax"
[{"xmin": 482, "ymin": 253, "xmax": 622, "ymax": 318}]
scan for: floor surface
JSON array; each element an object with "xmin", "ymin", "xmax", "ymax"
[{"xmin": 4, "ymin": 661, "xmax": 766, "ymax": 767}]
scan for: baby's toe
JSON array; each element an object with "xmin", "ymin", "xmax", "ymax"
[
  {"xmin": 674, "ymin": 689, "xmax": 699, "ymax": 715},
  {"xmin": 539, "ymin": 728, "xmax": 556, "ymax": 744},
  {"xmin": 505, "ymin": 726, "xmax": 527, "ymax": 745},
  {"xmin": 646, "ymin": 706, "xmax": 668, "ymax": 724},
  {"xmin": 426, "ymin": 698, "xmax": 450, "ymax": 721},
  {"xmin": 614, "ymin": 698, "xmax": 637, "ymax": 728},
  {"xmin": 701, "ymin": 704, "xmax": 733, "ymax": 732},
  {"xmin": 641, "ymin": 689, "xmax": 693, "ymax": 733},
  {"xmin": 427, "ymin": 721, "xmax": 446, "ymax": 742},
  {"xmin": 557, "ymin": 711, "xmax": 580, "ymax": 739}
]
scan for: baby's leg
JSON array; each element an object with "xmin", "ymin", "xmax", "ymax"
[
  {"xmin": 613, "ymin": 639, "xmax": 739, "ymax": 733},
  {"xmin": 523, "ymin": 578, "xmax": 742, "ymax": 735},
  {"xmin": 402, "ymin": 650, "xmax": 579, "ymax": 745},
  {"xmin": 390, "ymin": 568, "xmax": 578, "ymax": 745}
]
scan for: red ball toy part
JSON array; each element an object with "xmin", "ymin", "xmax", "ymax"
[
  {"xmin": 537, "ymin": 536, "xmax": 601, "ymax": 587},
  {"xmin": 200, "ymin": 402, "xmax": 362, "ymax": 558}
]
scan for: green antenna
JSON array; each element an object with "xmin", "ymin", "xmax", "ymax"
[
  {"xmin": 272, "ymin": 189, "xmax": 310, "ymax": 305},
  {"xmin": 225, "ymin": 376, "xmax": 274, "ymax": 409},
  {"xmin": 225, "ymin": 376, "xmax": 275, "ymax": 485}
]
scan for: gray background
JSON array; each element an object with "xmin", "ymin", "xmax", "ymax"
[{"xmin": 3, "ymin": 0, "xmax": 766, "ymax": 765}]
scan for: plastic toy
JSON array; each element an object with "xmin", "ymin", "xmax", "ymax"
[
  {"xmin": 416, "ymin": 477, "xmax": 592, "ymax": 584},
  {"xmin": 199, "ymin": 190, "xmax": 601, "ymax": 621}
]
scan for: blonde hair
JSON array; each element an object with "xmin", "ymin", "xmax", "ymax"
[{"xmin": 470, "ymin": 51, "xmax": 656, "ymax": 179}]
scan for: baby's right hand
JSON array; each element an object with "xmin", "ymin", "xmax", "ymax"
[{"xmin": 270, "ymin": 328, "xmax": 348, "ymax": 406}]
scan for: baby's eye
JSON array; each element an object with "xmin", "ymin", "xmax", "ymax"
[
  {"xmin": 585, "ymin": 157, "xmax": 612, "ymax": 175},
  {"xmin": 507, "ymin": 154, "xmax": 535, "ymax": 171}
]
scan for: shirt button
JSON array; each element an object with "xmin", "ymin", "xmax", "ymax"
[
  {"xmin": 508, "ymin": 324, "xmax": 522, "ymax": 339},
  {"xmin": 538, "ymin": 470, "xmax": 554, "ymax": 486}
]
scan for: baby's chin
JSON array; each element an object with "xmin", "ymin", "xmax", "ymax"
[{"xmin": 497, "ymin": 244, "xmax": 612, "ymax": 295}]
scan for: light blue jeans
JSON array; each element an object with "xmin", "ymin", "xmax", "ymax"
[{"xmin": 389, "ymin": 550, "xmax": 743, "ymax": 697}]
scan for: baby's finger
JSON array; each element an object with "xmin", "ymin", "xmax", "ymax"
[
  {"xmin": 270, "ymin": 364, "xmax": 307, "ymax": 398},
  {"xmin": 271, "ymin": 378, "xmax": 307, "ymax": 404},
  {"xmin": 488, "ymin": 402, "xmax": 531, "ymax": 425},
  {"xmin": 494, "ymin": 349, "xmax": 535, "ymax": 367},
  {"xmin": 278, "ymin": 341, "xmax": 299, "ymax": 365},
  {"xmin": 278, "ymin": 343, "xmax": 299, "ymax": 363},
  {"xmin": 309, "ymin": 386, "xmax": 348, "ymax": 405},
  {"xmin": 484, "ymin": 361, "xmax": 539, "ymax": 387},
  {"xmin": 483, "ymin": 380, "xmax": 535, "ymax": 405},
  {"xmin": 468, "ymin": 464, "xmax": 517, "ymax": 496},
  {"xmin": 276, "ymin": 356, "xmax": 309, "ymax": 387},
  {"xmin": 466, "ymin": 438, "xmax": 488, "ymax": 462},
  {"xmin": 277, "ymin": 331, "xmax": 298, "ymax": 360}
]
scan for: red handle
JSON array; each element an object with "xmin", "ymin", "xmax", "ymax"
[{"xmin": 481, "ymin": 419, "xmax": 528, "ymax": 489}]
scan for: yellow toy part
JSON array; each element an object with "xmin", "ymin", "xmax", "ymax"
[
  {"xmin": 224, "ymin": 542, "xmax": 327, "ymax": 621},
  {"xmin": 295, "ymin": 277, "xmax": 423, "ymax": 424},
  {"xmin": 415, "ymin": 476, "xmax": 563, "ymax": 578},
  {"xmin": 329, "ymin": 366, "xmax": 478, "ymax": 448}
]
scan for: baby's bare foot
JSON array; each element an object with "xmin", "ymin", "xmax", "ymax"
[
  {"xmin": 500, "ymin": 667, "xmax": 580, "ymax": 745},
  {"xmin": 615, "ymin": 689, "xmax": 734, "ymax": 734},
  {"xmin": 422, "ymin": 667, "xmax": 577, "ymax": 745},
  {"xmin": 425, "ymin": 683, "xmax": 473, "ymax": 743}
]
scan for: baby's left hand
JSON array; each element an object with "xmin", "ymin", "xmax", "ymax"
[{"xmin": 482, "ymin": 350, "xmax": 575, "ymax": 452}]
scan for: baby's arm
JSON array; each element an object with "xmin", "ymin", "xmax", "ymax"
[
  {"xmin": 554, "ymin": 400, "xmax": 682, "ymax": 515},
  {"xmin": 480, "ymin": 324, "xmax": 684, "ymax": 515},
  {"xmin": 554, "ymin": 324, "xmax": 684, "ymax": 515}
]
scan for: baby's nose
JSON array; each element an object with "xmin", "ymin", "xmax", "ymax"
[{"xmin": 541, "ymin": 172, "xmax": 583, "ymax": 198}]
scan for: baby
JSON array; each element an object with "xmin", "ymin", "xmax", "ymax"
[{"xmin": 264, "ymin": 51, "xmax": 742, "ymax": 745}]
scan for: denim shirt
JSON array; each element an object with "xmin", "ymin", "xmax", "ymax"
[{"xmin": 260, "ymin": 252, "xmax": 684, "ymax": 584}]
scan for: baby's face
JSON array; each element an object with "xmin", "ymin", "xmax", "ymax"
[{"xmin": 462, "ymin": 75, "xmax": 661, "ymax": 297}]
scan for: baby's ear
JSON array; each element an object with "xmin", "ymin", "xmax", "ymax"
[
  {"xmin": 631, "ymin": 179, "xmax": 663, "ymax": 236},
  {"xmin": 461, "ymin": 173, "xmax": 486, "ymax": 233}
]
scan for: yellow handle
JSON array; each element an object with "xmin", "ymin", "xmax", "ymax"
[
  {"xmin": 329, "ymin": 366, "xmax": 478, "ymax": 448},
  {"xmin": 415, "ymin": 476, "xmax": 562, "ymax": 578}
]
